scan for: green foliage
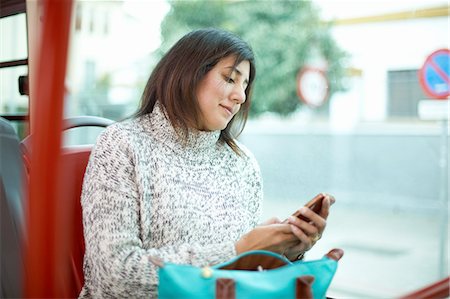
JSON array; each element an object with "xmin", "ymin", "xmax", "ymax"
[{"xmin": 159, "ymin": 0, "xmax": 348, "ymax": 117}]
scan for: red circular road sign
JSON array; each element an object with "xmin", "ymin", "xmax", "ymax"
[
  {"xmin": 418, "ymin": 48, "xmax": 450, "ymax": 99},
  {"xmin": 296, "ymin": 66, "xmax": 329, "ymax": 108}
]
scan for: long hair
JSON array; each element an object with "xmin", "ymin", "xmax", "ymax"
[{"xmin": 135, "ymin": 28, "xmax": 256, "ymax": 154}]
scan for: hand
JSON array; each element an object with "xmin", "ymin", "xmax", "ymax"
[
  {"xmin": 235, "ymin": 221, "xmax": 299, "ymax": 255},
  {"xmin": 259, "ymin": 217, "xmax": 281, "ymax": 226},
  {"xmin": 284, "ymin": 194, "xmax": 333, "ymax": 260}
]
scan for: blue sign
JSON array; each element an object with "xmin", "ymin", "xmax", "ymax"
[{"xmin": 419, "ymin": 49, "xmax": 450, "ymax": 99}]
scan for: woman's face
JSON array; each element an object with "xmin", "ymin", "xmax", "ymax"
[{"xmin": 196, "ymin": 56, "xmax": 250, "ymax": 131}]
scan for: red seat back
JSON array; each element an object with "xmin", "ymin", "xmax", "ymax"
[
  {"xmin": 57, "ymin": 145, "xmax": 92, "ymax": 297},
  {"xmin": 19, "ymin": 116, "xmax": 111, "ymax": 297}
]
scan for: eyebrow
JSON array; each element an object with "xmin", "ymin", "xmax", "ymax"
[{"xmin": 225, "ymin": 66, "xmax": 249, "ymax": 86}]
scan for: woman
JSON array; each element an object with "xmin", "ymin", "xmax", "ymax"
[{"xmin": 80, "ymin": 28, "xmax": 331, "ymax": 298}]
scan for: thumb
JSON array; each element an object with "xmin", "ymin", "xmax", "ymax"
[{"xmin": 260, "ymin": 217, "xmax": 282, "ymax": 225}]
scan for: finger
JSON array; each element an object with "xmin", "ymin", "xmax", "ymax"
[
  {"xmin": 286, "ymin": 216, "xmax": 319, "ymax": 236},
  {"xmin": 290, "ymin": 225, "xmax": 313, "ymax": 250},
  {"xmin": 269, "ymin": 225, "xmax": 299, "ymax": 248},
  {"xmin": 327, "ymin": 194, "xmax": 336, "ymax": 205},
  {"xmin": 319, "ymin": 195, "xmax": 330, "ymax": 219},
  {"xmin": 295, "ymin": 207, "xmax": 327, "ymax": 231},
  {"xmin": 260, "ymin": 217, "xmax": 282, "ymax": 225},
  {"xmin": 270, "ymin": 223, "xmax": 297, "ymax": 234}
]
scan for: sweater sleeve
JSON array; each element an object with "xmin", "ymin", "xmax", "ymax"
[{"xmin": 81, "ymin": 125, "xmax": 237, "ymax": 298}]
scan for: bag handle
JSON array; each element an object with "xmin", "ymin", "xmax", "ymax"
[
  {"xmin": 216, "ymin": 275, "xmax": 315, "ymax": 299},
  {"xmin": 148, "ymin": 251, "xmax": 291, "ymax": 270},
  {"xmin": 216, "ymin": 250, "xmax": 291, "ymax": 271},
  {"xmin": 150, "ymin": 248, "xmax": 344, "ymax": 269}
]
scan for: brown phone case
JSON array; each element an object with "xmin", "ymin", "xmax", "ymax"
[{"xmin": 283, "ymin": 193, "xmax": 334, "ymax": 223}]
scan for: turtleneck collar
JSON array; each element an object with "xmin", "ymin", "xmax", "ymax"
[{"xmin": 146, "ymin": 101, "xmax": 221, "ymax": 153}]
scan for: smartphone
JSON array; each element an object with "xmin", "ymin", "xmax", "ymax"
[{"xmin": 283, "ymin": 193, "xmax": 335, "ymax": 223}]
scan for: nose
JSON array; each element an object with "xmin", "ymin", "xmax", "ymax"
[{"xmin": 231, "ymin": 85, "xmax": 246, "ymax": 104}]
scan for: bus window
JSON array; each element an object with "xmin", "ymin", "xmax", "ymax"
[
  {"xmin": 0, "ymin": 12, "xmax": 28, "ymax": 138},
  {"xmin": 0, "ymin": 65, "xmax": 28, "ymax": 114},
  {"xmin": 63, "ymin": 0, "xmax": 169, "ymax": 145},
  {"xmin": 4, "ymin": 0, "xmax": 446, "ymax": 297},
  {"xmin": 64, "ymin": 2, "xmax": 449, "ymax": 297},
  {"xmin": 0, "ymin": 13, "xmax": 27, "ymax": 61}
]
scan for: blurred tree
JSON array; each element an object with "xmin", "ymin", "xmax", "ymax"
[{"xmin": 159, "ymin": 0, "xmax": 347, "ymax": 117}]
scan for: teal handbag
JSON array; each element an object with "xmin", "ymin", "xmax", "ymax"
[{"xmin": 155, "ymin": 248, "xmax": 343, "ymax": 299}]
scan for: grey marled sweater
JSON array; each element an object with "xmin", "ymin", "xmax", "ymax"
[{"xmin": 79, "ymin": 103, "xmax": 263, "ymax": 298}]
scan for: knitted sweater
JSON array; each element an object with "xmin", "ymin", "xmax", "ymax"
[{"xmin": 79, "ymin": 103, "xmax": 263, "ymax": 298}]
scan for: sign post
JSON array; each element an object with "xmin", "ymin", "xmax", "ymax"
[
  {"xmin": 418, "ymin": 48, "xmax": 449, "ymax": 279},
  {"xmin": 296, "ymin": 66, "xmax": 329, "ymax": 108},
  {"xmin": 418, "ymin": 49, "xmax": 450, "ymax": 99}
]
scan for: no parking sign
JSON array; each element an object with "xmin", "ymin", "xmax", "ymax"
[
  {"xmin": 418, "ymin": 48, "xmax": 450, "ymax": 99},
  {"xmin": 296, "ymin": 66, "xmax": 329, "ymax": 108}
]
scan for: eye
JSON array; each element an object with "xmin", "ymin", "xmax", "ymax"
[{"xmin": 224, "ymin": 76, "xmax": 235, "ymax": 84}]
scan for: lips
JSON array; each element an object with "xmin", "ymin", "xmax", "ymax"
[{"xmin": 220, "ymin": 104, "xmax": 234, "ymax": 116}]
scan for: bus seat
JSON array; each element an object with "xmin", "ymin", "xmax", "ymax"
[
  {"xmin": 18, "ymin": 144, "xmax": 92, "ymax": 298},
  {"xmin": 19, "ymin": 116, "xmax": 112, "ymax": 297},
  {"xmin": 0, "ymin": 116, "xmax": 25, "ymax": 299},
  {"xmin": 58, "ymin": 145, "xmax": 93, "ymax": 297}
]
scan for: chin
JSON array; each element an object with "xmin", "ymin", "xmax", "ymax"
[
  {"xmin": 203, "ymin": 117, "xmax": 230, "ymax": 131},
  {"xmin": 201, "ymin": 123, "xmax": 226, "ymax": 131},
  {"xmin": 210, "ymin": 124, "xmax": 227, "ymax": 131}
]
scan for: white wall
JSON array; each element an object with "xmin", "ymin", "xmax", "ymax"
[{"xmin": 330, "ymin": 16, "xmax": 448, "ymax": 122}]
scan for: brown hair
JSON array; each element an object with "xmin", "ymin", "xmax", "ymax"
[{"xmin": 135, "ymin": 28, "xmax": 256, "ymax": 154}]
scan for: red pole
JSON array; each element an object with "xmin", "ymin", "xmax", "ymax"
[{"xmin": 25, "ymin": 0, "xmax": 73, "ymax": 297}]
